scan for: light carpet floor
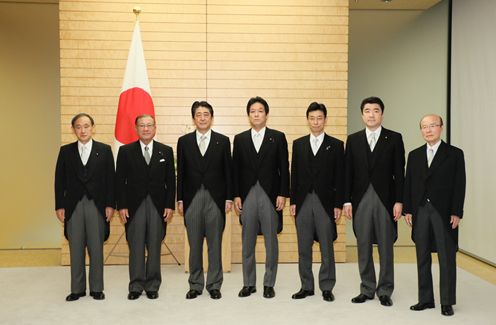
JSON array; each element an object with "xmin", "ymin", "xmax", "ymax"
[{"xmin": 0, "ymin": 263, "xmax": 495, "ymax": 325}]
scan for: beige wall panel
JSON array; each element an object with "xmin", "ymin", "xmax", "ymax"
[
  {"xmin": 60, "ymin": 11, "xmax": 206, "ymax": 23},
  {"xmin": 60, "ymin": 21, "xmax": 205, "ymax": 33},
  {"xmin": 207, "ymin": 14, "xmax": 348, "ymax": 25},
  {"xmin": 60, "ymin": 2, "xmax": 205, "ymax": 14},
  {"xmin": 60, "ymin": 30, "xmax": 205, "ymax": 42},
  {"xmin": 208, "ymin": 70, "xmax": 347, "ymax": 81},
  {"xmin": 208, "ymin": 24, "xmax": 348, "ymax": 35},
  {"xmin": 206, "ymin": 89, "xmax": 347, "ymax": 99},
  {"xmin": 60, "ymin": 40, "xmax": 204, "ymax": 52},
  {"xmin": 210, "ymin": 0, "xmax": 347, "ymax": 5},
  {"xmin": 207, "ymin": 5, "xmax": 347, "ymax": 16},
  {"xmin": 61, "ymin": 49, "xmax": 205, "ymax": 61},
  {"xmin": 208, "ymin": 42, "xmax": 348, "ymax": 54},
  {"xmin": 208, "ymin": 60, "xmax": 348, "ymax": 71},
  {"xmin": 208, "ymin": 33, "xmax": 347, "ymax": 44},
  {"xmin": 207, "ymin": 79, "xmax": 347, "ymax": 90}
]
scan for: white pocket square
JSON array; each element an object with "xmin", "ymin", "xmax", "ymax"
[{"xmin": 160, "ymin": 158, "xmax": 165, "ymax": 162}]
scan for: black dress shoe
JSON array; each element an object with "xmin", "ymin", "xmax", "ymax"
[
  {"xmin": 186, "ymin": 289, "xmax": 202, "ymax": 299},
  {"xmin": 351, "ymin": 293, "xmax": 373, "ymax": 303},
  {"xmin": 238, "ymin": 286, "xmax": 256, "ymax": 297},
  {"xmin": 322, "ymin": 290, "xmax": 335, "ymax": 302},
  {"xmin": 208, "ymin": 289, "xmax": 222, "ymax": 299},
  {"xmin": 292, "ymin": 289, "xmax": 315, "ymax": 299},
  {"xmin": 127, "ymin": 292, "xmax": 141, "ymax": 300},
  {"xmin": 263, "ymin": 286, "xmax": 275, "ymax": 299},
  {"xmin": 65, "ymin": 292, "xmax": 86, "ymax": 302},
  {"xmin": 90, "ymin": 292, "xmax": 105, "ymax": 300},
  {"xmin": 379, "ymin": 295, "xmax": 393, "ymax": 306},
  {"xmin": 146, "ymin": 291, "xmax": 159, "ymax": 299},
  {"xmin": 410, "ymin": 302, "xmax": 435, "ymax": 311},
  {"xmin": 441, "ymin": 305, "xmax": 454, "ymax": 316}
]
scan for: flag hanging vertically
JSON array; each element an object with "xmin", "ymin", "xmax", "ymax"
[{"xmin": 114, "ymin": 20, "xmax": 155, "ymax": 148}]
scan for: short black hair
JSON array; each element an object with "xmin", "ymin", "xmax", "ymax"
[
  {"xmin": 306, "ymin": 102, "xmax": 327, "ymax": 118},
  {"xmin": 135, "ymin": 114, "xmax": 156, "ymax": 126},
  {"xmin": 71, "ymin": 113, "xmax": 94, "ymax": 127},
  {"xmin": 246, "ymin": 96, "xmax": 269, "ymax": 115},
  {"xmin": 191, "ymin": 101, "xmax": 214, "ymax": 118},
  {"xmin": 360, "ymin": 96, "xmax": 385, "ymax": 113}
]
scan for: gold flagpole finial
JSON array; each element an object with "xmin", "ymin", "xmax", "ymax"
[{"xmin": 133, "ymin": 6, "xmax": 141, "ymax": 21}]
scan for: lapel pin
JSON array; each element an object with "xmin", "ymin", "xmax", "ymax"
[{"xmin": 326, "ymin": 145, "xmax": 331, "ymax": 150}]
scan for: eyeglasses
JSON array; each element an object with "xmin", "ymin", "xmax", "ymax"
[
  {"xmin": 137, "ymin": 123, "xmax": 155, "ymax": 129},
  {"xmin": 421, "ymin": 124, "xmax": 441, "ymax": 130}
]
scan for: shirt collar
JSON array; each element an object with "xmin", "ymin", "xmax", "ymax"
[
  {"xmin": 196, "ymin": 129, "xmax": 212, "ymax": 141},
  {"xmin": 251, "ymin": 127, "xmax": 266, "ymax": 138},
  {"xmin": 365, "ymin": 126, "xmax": 382, "ymax": 138},
  {"xmin": 78, "ymin": 139, "xmax": 93, "ymax": 152},
  {"xmin": 139, "ymin": 140, "xmax": 153, "ymax": 153},
  {"xmin": 310, "ymin": 132, "xmax": 325, "ymax": 143},
  {"xmin": 427, "ymin": 140, "xmax": 442, "ymax": 151}
]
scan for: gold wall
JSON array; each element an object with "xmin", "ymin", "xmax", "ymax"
[
  {"xmin": 0, "ymin": 2, "xmax": 60, "ymax": 249},
  {"xmin": 59, "ymin": 0, "xmax": 349, "ymax": 265}
]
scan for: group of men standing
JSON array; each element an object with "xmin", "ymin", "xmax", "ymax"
[{"xmin": 54, "ymin": 96, "xmax": 465, "ymax": 317}]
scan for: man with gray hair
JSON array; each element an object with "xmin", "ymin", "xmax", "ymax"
[
  {"xmin": 116, "ymin": 114, "xmax": 176, "ymax": 300},
  {"xmin": 404, "ymin": 114, "xmax": 466, "ymax": 316},
  {"xmin": 55, "ymin": 113, "xmax": 115, "ymax": 301}
]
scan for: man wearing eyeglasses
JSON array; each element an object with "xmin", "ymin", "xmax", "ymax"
[
  {"xmin": 404, "ymin": 114, "xmax": 466, "ymax": 316},
  {"xmin": 116, "ymin": 114, "xmax": 176, "ymax": 300}
]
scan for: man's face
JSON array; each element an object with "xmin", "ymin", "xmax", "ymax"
[
  {"xmin": 361, "ymin": 103, "xmax": 383, "ymax": 130},
  {"xmin": 420, "ymin": 115, "xmax": 443, "ymax": 145},
  {"xmin": 72, "ymin": 116, "xmax": 94, "ymax": 144},
  {"xmin": 248, "ymin": 102, "xmax": 268, "ymax": 130},
  {"xmin": 307, "ymin": 110, "xmax": 326, "ymax": 135},
  {"xmin": 136, "ymin": 116, "xmax": 156, "ymax": 143},
  {"xmin": 194, "ymin": 106, "xmax": 213, "ymax": 133}
]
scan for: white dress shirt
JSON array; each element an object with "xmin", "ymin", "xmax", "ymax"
[
  {"xmin": 426, "ymin": 140, "xmax": 442, "ymax": 167},
  {"xmin": 309, "ymin": 132, "xmax": 325, "ymax": 156},
  {"xmin": 251, "ymin": 127, "xmax": 266, "ymax": 153},
  {"xmin": 196, "ymin": 129, "xmax": 212, "ymax": 156},
  {"xmin": 139, "ymin": 140, "xmax": 153, "ymax": 160},
  {"xmin": 366, "ymin": 126, "xmax": 382, "ymax": 152},
  {"xmin": 78, "ymin": 139, "xmax": 93, "ymax": 166}
]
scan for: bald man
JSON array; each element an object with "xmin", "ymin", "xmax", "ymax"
[{"xmin": 404, "ymin": 114, "xmax": 466, "ymax": 316}]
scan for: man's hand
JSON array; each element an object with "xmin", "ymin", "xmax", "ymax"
[
  {"xmin": 334, "ymin": 208, "xmax": 342, "ymax": 223},
  {"xmin": 119, "ymin": 209, "xmax": 129, "ymax": 224},
  {"xmin": 450, "ymin": 215, "xmax": 461, "ymax": 229},
  {"xmin": 393, "ymin": 202, "xmax": 403, "ymax": 221},
  {"xmin": 177, "ymin": 201, "xmax": 184, "ymax": 216},
  {"xmin": 290, "ymin": 204, "xmax": 296, "ymax": 217},
  {"xmin": 56, "ymin": 209, "xmax": 65, "ymax": 223},
  {"xmin": 163, "ymin": 208, "xmax": 174, "ymax": 223},
  {"xmin": 105, "ymin": 207, "xmax": 114, "ymax": 222},
  {"xmin": 275, "ymin": 196, "xmax": 286, "ymax": 211},
  {"xmin": 343, "ymin": 204, "xmax": 353, "ymax": 220},
  {"xmin": 405, "ymin": 213, "xmax": 412, "ymax": 227},
  {"xmin": 234, "ymin": 197, "xmax": 242, "ymax": 215},
  {"xmin": 225, "ymin": 201, "xmax": 232, "ymax": 214}
]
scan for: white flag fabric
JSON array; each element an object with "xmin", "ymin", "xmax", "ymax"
[{"xmin": 114, "ymin": 21, "xmax": 155, "ymax": 149}]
